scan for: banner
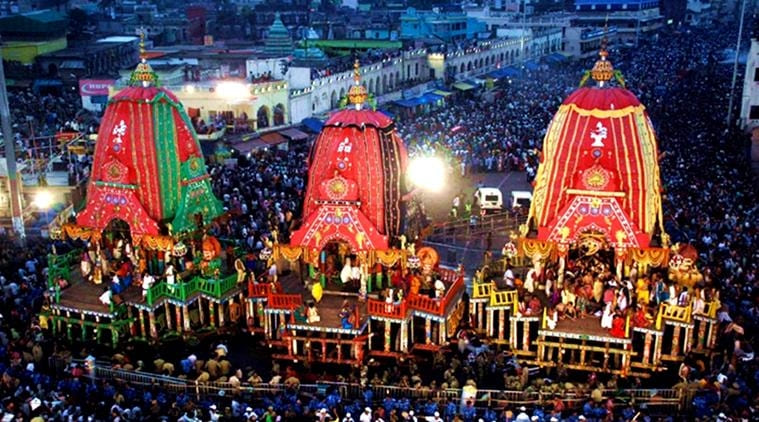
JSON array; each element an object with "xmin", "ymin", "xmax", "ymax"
[{"xmin": 78, "ymin": 79, "xmax": 115, "ymax": 96}]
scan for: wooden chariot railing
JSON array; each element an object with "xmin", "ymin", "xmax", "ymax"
[
  {"xmin": 406, "ymin": 268, "xmax": 465, "ymax": 317},
  {"xmin": 367, "ymin": 298, "xmax": 407, "ymax": 319},
  {"xmin": 145, "ymin": 273, "xmax": 241, "ymax": 306},
  {"xmin": 655, "ymin": 301, "xmax": 693, "ymax": 330}
]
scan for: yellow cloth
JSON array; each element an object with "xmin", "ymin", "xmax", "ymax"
[{"xmin": 311, "ymin": 282, "xmax": 323, "ymax": 303}]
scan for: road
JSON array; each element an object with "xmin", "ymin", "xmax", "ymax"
[{"xmin": 415, "ymin": 169, "xmax": 533, "ymax": 272}]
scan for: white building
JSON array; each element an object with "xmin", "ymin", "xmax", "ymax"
[{"xmin": 740, "ymin": 38, "xmax": 759, "ymax": 166}]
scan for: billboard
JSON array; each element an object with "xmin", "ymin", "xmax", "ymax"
[{"xmin": 78, "ymin": 79, "xmax": 115, "ymax": 97}]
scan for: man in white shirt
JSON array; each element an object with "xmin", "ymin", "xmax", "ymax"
[
  {"xmin": 99, "ymin": 288, "xmax": 112, "ymax": 307},
  {"xmin": 359, "ymin": 407, "xmax": 372, "ymax": 422},
  {"xmin": 142, "ymin": 273, "xmax": 154, "ymax": 300},
  {"xmin": 502, "ymin": 268, "xmax": 515, "ymax": 289},
  {"xmin": 515, "ymin": 406, "xmax": 531, "ymax": 422}
]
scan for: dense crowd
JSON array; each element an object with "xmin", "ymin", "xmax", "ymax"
[
  {"xmin": 0, "ymin": 22, "xmax": 755, "ymax": 422},
  {"xmin": 208, "ymin": 143, "xmax": 309, "ymax": 250},
  {"xmin": 395, "ymin": 62, "xmax": 582, "ymax": 181},
  {"xmin": 6, "ymin": 88, "xmax": 86, "ymax": 140},
  {"xmin": 5, "ymin": 87, "xmax": 95, "ymax": 185}
]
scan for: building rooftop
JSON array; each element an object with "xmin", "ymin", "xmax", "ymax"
[
  {"xmin": 96, "ymin": 36, "xmax": 139, "ymax": 44},
  {"xmin": 0, "ymin": 9, "xmax": 68, "ymax": 38}
]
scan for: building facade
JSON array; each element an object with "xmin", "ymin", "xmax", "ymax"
[
  {"xmin": 739, "ymin": 37, "xmax": 759, "ymax": 165},
  {"xmin": 400, "ymin": 7, "xmax": 488, "ymax": 42},
  {"xmin": 564, "ymin": 25, "xmax": 617, "ymax": 58},
  {"xmin": 572, "ymin": 0, "xmax": 663, "ymax": 42}
]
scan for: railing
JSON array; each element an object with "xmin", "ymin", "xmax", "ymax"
[
  {"xmin": 490, "ymin": 289, "xmax": 518, "ymax": 308},
  {"xmin": 423, "ymin": 212, "xmax": 522, "ymax": 245},
  {"xmin": 656, "ymin": 301, "xmax": 693, "ymax": 329},
  {"xmin": 472, "ymin": 281, "xmax": 493, "ymax": 299},
  {"xmin": 268, "ymin": 293, "xmax": 303, "ymax": 310},
  {"xmin": 145, "ymin": 279, "xmax": 198, "ymax": 306},
  {"xmin": 47, "ymin": 249, "xmax": 82, "ymax": 290},
  {"xmin": 367, "ymin": 298, "xmax": 407, "ymax": 319},
  {"xmin": 196, "ymin": 274, "xmax": 238, "ymax": 298},
  {"xmin": 248, "ymin": 282, "xmax": 272, "ymax": 298},
  {"xmin": 145, "ymin": 274, "xmax": 240, "ymax": 306},
  {"xmin": 438, "ymin": 268, "xmax": 460, "ymax": 284},
  {"xmin": 699, "ymin": 299, "xmax": 720, "ymax": 319},
  {"xmin": 81, "ymin": 364, "xmax": 685, "ymax": 414},
  {"xmin": 407, "ymin": 271, "xmax": 465, "ymax": 316}
]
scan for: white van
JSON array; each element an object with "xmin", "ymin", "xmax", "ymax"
[
  {"xmin": 474, "ymin": 187, "xmax": 503, "ymax": 213},
  {"xmin": 510, "ymin": 190, "xmax": 533, "ymax": 209}
]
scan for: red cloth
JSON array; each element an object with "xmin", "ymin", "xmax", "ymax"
[
  {"xmin": 633, "ymin": 309, "xmax": 651, "ymax": 328},
  {"xmin": 610, "ymin": 316, "xmax": 626, "ymax": 338}
]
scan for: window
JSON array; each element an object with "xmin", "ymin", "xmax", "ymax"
[
  {"xmin": 754, "ymin": 67, "xmax": 759, "ymax": 82},
  {"xmin": 750, "ymin": 105, "xmax": 759, "ymax": 119}
]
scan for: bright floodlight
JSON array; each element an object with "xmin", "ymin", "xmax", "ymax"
[
  {"xmin": 407, "ymin": 156, "xmax": 445, "ymax": 192},
  {"xmin": 33, "ymin": 191, "xmax": 53, "ymax": 210},
  {"xmin": 216, "ymin": 81, "xmax": 249, "ymax": 100}
]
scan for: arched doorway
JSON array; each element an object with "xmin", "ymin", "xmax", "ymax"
[
  {"xmin": 322, "ymin": 239, "xmax": 356, "ymax": 288},
  {"xmin": 257, "ymin": 105, "xmax": 270, "ymax": 129},
  {"xmin": 330, "ymin": 91, "xmax": 338, "ymax": 109},
  {"xmin": 339, "ymin": 87, "xmax": 346, "ymax": 102},
  {"xmin": 273, "ymin": 103, "xmax": 286, "ymax": 126}
]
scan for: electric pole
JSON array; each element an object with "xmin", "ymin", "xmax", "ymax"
[{"xmin": 0, "ymin": 39, "xmax": 26, "ymax": 241}]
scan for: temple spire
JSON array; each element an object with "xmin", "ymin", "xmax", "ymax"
[
  {"xmin": 347, "ymin": 59, "xmax": 368, "ymax": 110},
  {"xmin": 130, "ymin": 28, "xmax": 158, "ymax": 87},
  {"xmin": 590, "ymin": 23, "xmax": 614, "ymax": 87}
]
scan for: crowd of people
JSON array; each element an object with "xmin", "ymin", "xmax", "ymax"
[
  {"xmin": 395, "ymin": 61, "xmax": 584, "ymax": 181},
  {"xmin": 208, "ymin": 144, "xmax": 308, "ymax": 251},
  {"xmin": 0, "ymin": 20, "xmax": 755, "ymax": 422},
  {"xmin": 5, "ymin": 86, "xmax": 96, "ymax": 187}
]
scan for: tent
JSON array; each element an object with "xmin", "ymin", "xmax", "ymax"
[
  {"xmin": 452, "ymin": 82, "xmax": 476, "ymax": 91},
  {"xmin": 279, "ymin": 128, "xmax": 309, "ymax": 141},
  {"xmin": 489, "ymin": 66, "xmax": 519, "ymax": 79},
  {"xmin": 544, "ymin": 52, "xmax": 567, "ymax": 64},
  {"xmin": 419, "ymin": 92, "xmax": 443, "ymax": 104},
  {"xmin": 524, "ymin": 60, "xmax": 540, "ymax": 71},
  {"xmin": 301, "ymin": 117, "xmax": 324, "ymax": 133},
  {"xmin": 394, "ymin": 99, "xmax": 418, "ymax": 108}
]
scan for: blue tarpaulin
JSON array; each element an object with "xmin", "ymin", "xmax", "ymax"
[
  {"xmin": 394, "ymin": 99, "xmax": 418, "ymax": 108},
  {"xmin": 524, "ymin": 60, "xmax": 540, "ymax": 71},
  {"xmin": 301, "ymin": 117, "xmax": 324, "ymax": 133},
  {"xmin": 419, "ymin": 92, "xmax": 443, "ymax": 103},
  {"xmin": 545, "ymin": 52, "xmax": 567, "ymax": 64},
  {"xmin": 489, "ymin": 67, "xmax": 519, "ymax": 79}
]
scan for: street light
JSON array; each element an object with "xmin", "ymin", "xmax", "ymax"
[
  {"xmin": 407, "ymin": 156, "xmax": 446, "ymax": 192},
  {"xmin": 215, "ymin": 81, "xmax": 250, "ymax": 101},
  {"xmin": 33, "ymin": 190, "xmax": 53, "ymax": 210},
  {"xmin": 33, "ymin": 190, "xmax": 54, "ymax": 230}
]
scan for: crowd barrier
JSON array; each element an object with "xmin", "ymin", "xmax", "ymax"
[{"xmin": 79, "ymin": 363, "xmax": 686, "ymax": 415}]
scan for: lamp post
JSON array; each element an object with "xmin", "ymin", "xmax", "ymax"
[
  {"xmin": 33, "ymin": 190, "xmax": 53, "ymax": 235},
  {"xmin": 0, "ymin": 37, "xmax": 25, "ymax": 241}
]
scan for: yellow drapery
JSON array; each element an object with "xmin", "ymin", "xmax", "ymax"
[
  {"xmin": 518, "ymin": 238, "xmax": 556, "ymax": 260},
  {"xmin": 140, "ymin": 234, "xmax": 174, "ymax": 251}
]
